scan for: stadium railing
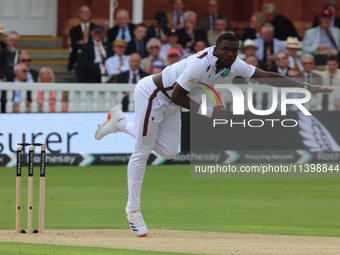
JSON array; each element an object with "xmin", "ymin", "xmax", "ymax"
[{"xmin": 0, "ymin": 82, "xmax": 339, "ymax": 113}]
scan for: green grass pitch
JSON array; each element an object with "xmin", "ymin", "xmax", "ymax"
[{"xmin": 1, "ymin": 164, "xmax": 340, "ymax": 254}]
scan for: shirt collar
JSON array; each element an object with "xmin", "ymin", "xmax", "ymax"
[{"xmin": 207, "ymin": 46, "xmax": 229, "ymax": 77}]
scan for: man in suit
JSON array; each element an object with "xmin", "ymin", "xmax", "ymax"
[
  {"xmin": 140, "ymin": 38, "xmax": 169, "ymax": 74},
  {"xmin": 207, "ymin": 16, "xmax": 233, "ymax": 46},
  {"xmin": 146, "ymin": 11, "xmax": 171, "ymax": 44},
  {"xmin": 197, "ymin": 0, "xmax": 232, "ymax": 31},
  {"xmin": 272, "ymin": 51, "xmax": 290, "ymax": 75},
  {"xmin": 0, "ymin": 23, "xmax": 7, "ymax": 78},
  {"xmin": 313, "ymin": 0, "xmax": 340, "ymax": 29},
  {"xmin": 262, "ymin": 3, "xmax": 300, "ymax": 40},
  {"xmin": 299, "ymin": 53, "xmax": 322, "ymax": 110},
  {"xmin": 68, "ymin": 5, "xmax": 97, "ymax": 74},
  {"xmin": 303, "ymin": 8, "xmax": 340, "ymax": 54},
  {"xmin": 1, "ymin": 63, "xmax": 32, "ymax": 113},
  {"xmin": 5, "ymin": 31, "xmax": 20, "ymax": 80},
  {"xmin": 320, "ymin": 55, "xmax": 340, "ymax": 110},
  {"xmin": 254, "ymin": 23, "xmax": 286, "ymax": 71},
  {"xmin": 80, "ymin": 25, "xmax": 112, "ymax": 83},
  {"xmin": 116, "ymin": 53, "xmax": 149, "ymax": 112},
  {"xmin": 167, "ymin": 0, "xmax": 185, "ymax": 29},
  {"xmin": 125, "ymin": 23, "xmax": 149, "ymax": 59},
  {"xmin": 177, "ymin": 11, "xmax": 206, "ymax": 52},
  {"xmin": 18, "ymin": 52, "xmax": 38, "ymax": 82},
  {"xmin": 107, "ymin": 9, "xmax": 135, "ymax": 46}
]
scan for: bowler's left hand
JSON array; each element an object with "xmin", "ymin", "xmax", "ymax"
[{"xmin": 308, "ymin": 86, "xmax": 334, "ymax": 94}]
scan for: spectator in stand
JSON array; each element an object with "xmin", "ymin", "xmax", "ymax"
[
  {"xmin": 116, "ymin": 53, "xmax": 149, "ymax": 112},
  {"xmin": 190, "ymin": 39, "xmax": 207, "ymax": 54},
  {"xmin": 302, "ymin": 8, "xmax": 340, "ymax": 55},
  {"xmin": 151, "ymin": 60, "xmax": 163, "ymax": 74},
  {"xmin": 177, "ymin": 11, "xmax": 206, "ymax": 52},
  {"xmin": 285, "ymin": 37, "xmax": 303, "ymax": 72},
  {"xmin": 107, "ymin": 9, "xmax": 135, "ymax": 46},
  {"xmin": 159, "ymin": 29, "xmax": 185, "ymax": 60},
  {"xmin": 242, "ymin": 39, "xmax": 258, "ymax": 57},
  {"xmin": 105, "ymin": 39, "xmax": 130, "ymax": 82},
  {"xmin": 313, "ymin": 0, "xmax": 340, "ymax": 29},
  {"xmin": 207, "ymin": 16, "xmax": 234, "ymax": 46},
  {"xmin": 240, "ymin": 39, "xmax": 267, "ymax": 69},
  {"xmin": 37, "ymin": 66, "xmax": 67, "ymax": 113},
  {"xmin": 299, "ymin": 53, "xmax": 322, "ymax": 85},
  {"xmin": 197, "ymin": 0, "xmax": 232, "ymax": 31},
  {"xmin": 68, "ymin": 5, "xmax": 97, "ymax": 77},
  {"xmin": 125, "ymin": 24, "xmax": 149, "ymax": 59},
  {"xmin": 146, "ymin": 11, "xmax": 170, "ymax": 44},
  {"xmin": 167, "ymin": 0, "xmax": 185, "ymax": 29},
  {"xmin": 5, "ymin": 31, "xmax": 20, "ymax": 79},
  {"xmin": 262, "ymin": 3, "xmax": 300, "ymax": 40},
  {"xmin": 0, "ymin": 23, "xmax": 6, "ymax": 112},
  {"xmin": 298, "ymin": 53, "xmax": 322, "ymax": 110},
  {"xmin": 273, "ymin": 51, "xmax": 290, "ymax": 75},
  {"xmin": 0, "ymin": 23, "xmax": 7, "ymax": 78},
  {"xmin": 140, "ymin": 38, "xmax": 169, "ymax": 74},
  {"xmin": 10, "ymin": 63, "xmax": 31, "ymax": 113},
  {"xmin": 254, "ymin": 23, "xmax": 286, "ymax": 71},
  {"xmin": 320, "ymin": 55, "xmax": 340, "ymax": 110},
  {"xmin": 80, "ymin": 25, "xmax": 112, "ymax": 83},
  {"xmin": 287, "ymin": 68, "xmax": 301, "ymax": 79},
  {"xmin": 18, "ymin": 51, "xmax": 39, "ymax": 82},
  {"xmin": 243, "ymin": 12, "xmax": 265, "ymax": 41},
  {"xmin": 166, "ymin": 48, "xmax": 181, "ymax": 65}
]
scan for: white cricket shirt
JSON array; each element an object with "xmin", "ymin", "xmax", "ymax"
[{"xmin": 161, "ymin": 46, "xmax": 256, "ymax": 103}]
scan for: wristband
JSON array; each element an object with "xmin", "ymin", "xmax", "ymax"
[{"xmin": 198, "ymin": 105, "xmax": 213, "ymax": 118}]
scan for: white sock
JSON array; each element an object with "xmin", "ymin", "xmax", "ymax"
[{"xmin": 117, "ymin": 119, "xmax": 136, "ymax": 138}]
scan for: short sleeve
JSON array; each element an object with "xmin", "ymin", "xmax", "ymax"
[
  {"xmin": 232, "ymin": 57, "xmax": 256, "ymax": 78},
  {"xmin": 176, "ymin": 59, "xmax": 205, "ymax": 92}
]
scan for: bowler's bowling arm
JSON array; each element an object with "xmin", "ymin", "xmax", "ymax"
[{"xmin": 251, "ymin": 67, "xmax": 333, "ymax": 94}]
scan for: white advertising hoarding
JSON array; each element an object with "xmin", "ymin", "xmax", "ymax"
[{"xmin": 0, "ymin": 113, "xmax": 136, "ymax": 154}]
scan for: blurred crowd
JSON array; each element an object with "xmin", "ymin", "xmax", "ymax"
[{"xmin": 1, "ymin": 0, "xmax": 340, "ymax": 113}]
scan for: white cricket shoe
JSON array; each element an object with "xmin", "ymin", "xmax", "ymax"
[
  {"xmin": 95, "ymin": 106, "xmax": 126, "ymax": 140},
  {"xmin": 125, "ymin": 206, "xmax": 148, "ymax": 237}
]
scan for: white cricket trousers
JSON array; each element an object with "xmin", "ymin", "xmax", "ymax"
[{"xmin": 125, "ymin": 75, "xmax": 181, "ymax": 209}]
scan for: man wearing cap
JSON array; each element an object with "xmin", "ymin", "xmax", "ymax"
[
  {"xmin": 80, "ymin": 25, "xmax": 112, "ymax": 83},
  {"xmin": 241, "ymin": 39, "xmax": 258, "ymax": 58},
  {"xmin": 303, "ymin": 8, "xmax": 340, "ymax": 54},
  {"xmin": 286, "ymin": 37, "xmax": 303, "ymax": 71},
  {"xmin": 313, "ymin": 0, "xmax": 340, "ymax": 29},
  {"xmin": 140, "ymin": 38, "xmax": 169, "ymax": 74},
  {"xmin": 151, "ymin": 60, "xmax": 163, "ymax": 74},
  {"xmin": 159, "ymin": 29, "xmax": 185, "ymax": 60},
  {"xmin": 105, "ymin": 39, "xmax": 130, "ymax": 80},
  {"xmin": 167, "ymin": 48, "xmax": 181, "ymax": 65},
  {"xmin": 68, "ymin": 5, "xmax": 97, "ymax": 73},
  {"xmin": 146, "ymin": 11, "xmax": 171, "ymax": 44}
]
